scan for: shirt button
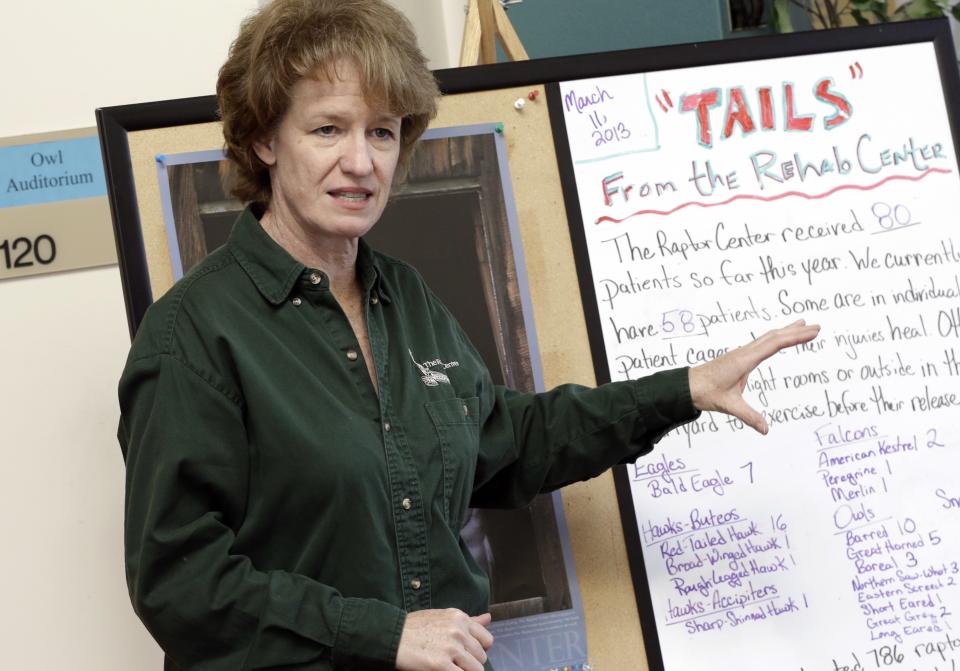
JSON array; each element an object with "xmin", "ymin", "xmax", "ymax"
[
  {"xmin": 383, "ymin": 422, "xmax": 391, "ymax": 432},
  {"xmin": 346, "ymin": 350, "xmax": 358, "ymax": 361},
  {"xmin": 370, "ymin": 294, "xmax": 379, "ymax": 305},
  {"xmin": 410, "ymin": 578, "xmax": 422, "ymax": 590},
  {"xmin": 309, "ymin": 272, "xmax": 322, "ymax": 285},
  {"xmin": 291, "ymin": 297, "xmax": 302, "ymax": 306},
  {"xmin": 463, "ymin": 404, "xmax": 469, "ymax": 417},
  {"xmin": 401, "ymin": 497, "xmax": 412, "ymax": 510}
]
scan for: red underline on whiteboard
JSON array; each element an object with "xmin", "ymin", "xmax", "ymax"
[{"xmin": 594, "ymin": 168, "xmax": 953, "ymax": 224}]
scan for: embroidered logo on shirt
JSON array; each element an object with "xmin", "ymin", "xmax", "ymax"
[{"xmin": 409, "ymin": 350, "xmax": 460, "ymax": 387}]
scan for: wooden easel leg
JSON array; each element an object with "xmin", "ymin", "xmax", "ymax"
[
  {"xmin": 493, "ymin": 1, "xmax": 529, "ymax": 61},
  {"xmin": 460, "ymin": 0, "xmax": 481, "ymax": 67},
  {"xmin": 479, "ymin": 0, "xmax": 498, "ymax": 64},
  {"xmin": 460, "ymin": 0, "xmax": 529, "ymax": 67}
]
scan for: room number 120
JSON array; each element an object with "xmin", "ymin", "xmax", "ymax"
[{"xmin": 0, "ymin": 234, "xmax": 57, "ymax": 270}]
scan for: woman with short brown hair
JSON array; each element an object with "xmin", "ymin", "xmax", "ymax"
[
  {"xmin": 217, "ymin": 0, "xmax": 439, "ymax": 205},
  {"xmin": 117, "ymin": 1, "xmax": 819, "ymax": 669}
]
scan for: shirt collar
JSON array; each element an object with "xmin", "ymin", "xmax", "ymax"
[
  {"xmin": 356, "ymin": 235, "xmax": 392, "ymax": 304},
  {"xmin": 228, "ymin": 205, "xmax": 391, "ymax": 305}
]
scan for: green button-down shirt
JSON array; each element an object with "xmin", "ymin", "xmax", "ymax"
[{"xmin": 118, "ymin": 207, "xmax": 698, "ymax": 670}]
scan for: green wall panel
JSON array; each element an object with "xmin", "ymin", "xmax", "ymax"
[{"xmin": 503, "ymin": 0, "xmax": 730, "ymax": 58}]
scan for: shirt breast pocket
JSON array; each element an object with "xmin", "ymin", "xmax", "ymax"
[{"xmin": 424, "ymin": 396, "xmax": 480, "ymax": 528}]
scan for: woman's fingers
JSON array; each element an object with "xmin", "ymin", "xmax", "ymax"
[
  {"xmin": 726, "ymin": 394, "xmax": 768, "ymax": 435},
  {"xmin": 396, "ymin": 609, "xmax": 494, "ymax": 671},
  {"xmin": 459, "ymin": 634, "xmax": 488, "ymax": 669},
  {"xmin": 741, "ymin": 321, "xmax": 820, "ymax": 369},
  {"xmin": 469, "ymin": 614, "xmax": 495, "ymax": 650},
  {"xmin": 453, "ymin": 651, "xmax": 485, "ymax": 671},
  {"xmin": 689, "ymin": 321, "xmax": 821, "ymax": 433}
]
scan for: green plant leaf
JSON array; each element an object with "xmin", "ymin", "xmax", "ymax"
[
  {"xmin": 852, "ymin": 0, "xmax": 884, "ymax": 12},
  {"xmin": 771, "ymin": 0, "xmax": 795, "ymax": 32},
  {"xmin": 903, "ymin": 0, "xmax": 945, "ymax": 19},
  {"xmin": 851, "ymin": 0, "xmax": 888, "ymax": 21}
]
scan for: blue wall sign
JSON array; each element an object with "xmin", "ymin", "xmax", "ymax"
[{"xmin": 0, "ymin": 136, "xmax": 107, "ymax": 209}]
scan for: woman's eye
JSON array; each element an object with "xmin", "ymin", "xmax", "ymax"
[
  {"xmin": 372, "ymin": 128, "xmax": 396, "ymax": 140},
  {"xmin": 314, "ymin": 125, "xmax": 337, "ymax": 136}
]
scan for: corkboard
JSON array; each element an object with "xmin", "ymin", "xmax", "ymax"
[
  {"xmin": 127, "ymin": 122, "xmax": 222, "ymax": 300},
  {"xmin": 123, "ymin": 85, "xmax": 646, "ymax": 670}
]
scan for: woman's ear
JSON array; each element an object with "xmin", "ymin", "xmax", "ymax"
[{"xmin": 253, "ymin": 133, "xmax": 277, "ymax": 167}]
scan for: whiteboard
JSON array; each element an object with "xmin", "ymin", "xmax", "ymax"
[{"xmin": 555, "ymin": 34, "xmax": 960, "ymax": 671}]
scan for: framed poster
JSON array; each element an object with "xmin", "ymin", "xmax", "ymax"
[{"xmin": 151, "ymin": 126, "xmax": 580, "ymax": 630}]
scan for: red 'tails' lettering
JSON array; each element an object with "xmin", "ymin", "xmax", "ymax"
[{"xmin": 680, "ymin": 89, "xmax": 721, "ymax": 148}]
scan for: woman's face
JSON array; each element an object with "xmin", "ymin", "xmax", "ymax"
[{"xmin": 255, "ymin": 61, "xmax": 402, "ymax": 244}]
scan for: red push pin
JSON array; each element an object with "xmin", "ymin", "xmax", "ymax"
[{"xmin": 527, "ymin": 90, "xmax": 540, "ymax": 102}]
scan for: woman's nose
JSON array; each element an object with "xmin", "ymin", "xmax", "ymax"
[{"xmin": 339, "ymin": 132, "xmax": 374, "ymax": 175}]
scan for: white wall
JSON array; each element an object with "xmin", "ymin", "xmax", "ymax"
[
  {"xmin": 390, "ymin": 0, "xmax": 468, "ymax": 69},
  {"xmin": 438, "ymin": 0, "xmax": 469, "ymax": 68},
  {"xmin": 0, "ymin": 0, "xmax": 461, "ymax": 144},
  {"xmin": 0, "ymin": 3, "xmax": 262, "ymax": 668},
  {"xmin": 0, "ymin": 1, "xmax": 462, "ymax": 668}
]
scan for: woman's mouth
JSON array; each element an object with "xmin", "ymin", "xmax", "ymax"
[{"xmin": 330, "ymin": 189, "xmax": 371, "ymax": 201}]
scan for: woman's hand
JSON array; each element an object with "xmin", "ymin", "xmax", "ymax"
[
  {"xmin": 688, "ymin": 320, "xmax": 821, "ymax": 434},
  {"xmin": 396, "ymin": 609, "xmax": 494, "ymax": 671}
]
